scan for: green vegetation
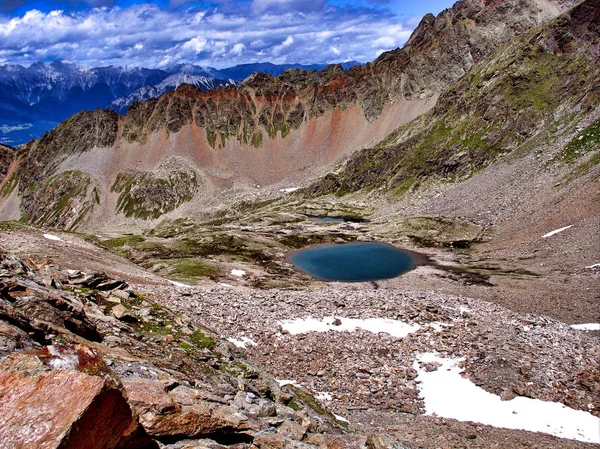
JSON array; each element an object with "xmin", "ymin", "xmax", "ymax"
[
  {"xmin": 124, "ymin": 292, "xmax": 148, "ymax": 308},
  {"xmin": 284, "ymin": 385, "xmax": 346, "ymax": 427},
  {"xmin": 251, "ymin": 131, "xmax": 263, "ymax": 147},
  {"xmin": 24, "ymin": 170, "xmax": 96, "ymax": 231},
  {"xmin": 151, "ymin": 217, "xmax": 198, "ymax": 238},
  {"xmin": 190, "ymin": 329, "xmax": 216, "ymax": 350},
  {"xmin": 555, "ymin": 118, "xmax": 600, "ymax": 164},
  {"xmin": 0, "ymin": 173, "xmax": 17, "ymax": 197},
  {"xmin": 101, "ymin": 234, "xmax": 145, "ymax": 249},
  {"xmin": 111, "ymin": 170, "xmax": 199, "ymax": 220},
  {"xmin": 168, "ymin": 258, "xmax": 220, "ymax": 281},
  {"xmin": 563, "ymin": 151, "xmax": 600, "ymax": 183},
  {"xmin": 206, "ymin": 129, "xmax": 217, "ymax": 148},
  {"xmin": 0, "ymin": 220, "xmax": 26, "ymax": 231}
]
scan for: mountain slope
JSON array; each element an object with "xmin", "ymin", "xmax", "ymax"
[
  {"xmin": 0, "ymin": 0, "xmax": 581, "ymax": 231},
  {"xmin": 0, "ymin": 62, "xmax": 360, "ymax": 146},
  {"xmin": 309, "ymin": 0, "xmax": 600, "ymax": 195}
]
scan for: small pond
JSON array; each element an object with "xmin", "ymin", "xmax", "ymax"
[
  {"xmin": 287, "ymin": 241, "xmax": 423, "ymax": 282},
  {"xmin": 307, "ymin": 216, "xmax": 346, "ymax": 223}
]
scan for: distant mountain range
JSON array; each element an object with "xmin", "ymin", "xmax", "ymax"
[{"xmin": 0, "ymin": 60, "xmax": 359, "ymax": 145}]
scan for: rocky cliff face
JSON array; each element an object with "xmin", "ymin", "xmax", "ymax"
[
  {"xmin": 310, "ymin": 0, "xmax": 599, "ymax": 196},
  {"xmin": 0, "ymin": 144, "xmax": 14, "ymax": 182},
  {"xmin": 0, "ymin": 0, "xmax": 581, "ymax": 231}
]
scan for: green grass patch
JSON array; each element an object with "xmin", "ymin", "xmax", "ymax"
[
  {"xmin": 168, "ymin": 258, "xmax": 220, "ymax": 281},
  {"xmin": 0, "ymin": 173, "xmax": 17, "ymax": 197},
  {"xmin": 0, "ymin": 220, "xmax": 27, "ymax": 231},
  {"xmin": 190, "ymin": 329, "xmax": 216, "ymax": 350},
  {"xmin": 101, "ymin": 234, "xmax": 145, "ymax": 249},
  {"xmin": 555, "ymin": 118, "xmax": 600, "ymax": 164},
  {"xmin": 563, "ymin": 150, "xmax": 600, "ymax": 183},
  {"xmin": 251, "ymin": 131, "xmax": 263, "ymax": 147},
  {"xmin": 206, "ymin": 129, "xmax": 217, "ymax": 148}
]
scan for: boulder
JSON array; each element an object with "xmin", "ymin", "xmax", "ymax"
[
  {"xmin": 0, "ymin": 345, "xmax": 136, "ymax": 449},
  {"xmin": 123, "ymin": 378, "xmax": 250, "ymax": 438}
]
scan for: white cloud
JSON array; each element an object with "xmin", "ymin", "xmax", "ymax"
[
  {"xmin": 230, "ymin": 42, "xmax": 245, "ymax": 56},
  {"xmin": 182, "ymin": 37, "xmax": 207, "ymax": 53},
  {"xmin": 0, "ymin": 4, "xmax": 420, "ymax": 68}
]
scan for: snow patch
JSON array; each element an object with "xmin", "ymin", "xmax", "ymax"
[
  {"xmin": 315, "ymin": 392, "xmax": 332, "ymax": 401},
  {"xmin": 275, "ymin": 379, "xmax": 299, "ymax": 387},
  {"xmin": 231, "ymin": 269, "xmax": 246, "ymax": 277},
  {"xmin": 429, "ymin": 322, "xmax": 451, "ymax": 332},
  {"xmin": 414, "ymin": 353, "xmax": 600, "ymax": 444},
  {"xmin": 168, "ymin": 280, "xmax": 191, "ymax": 288},
  {"xmin": 43, "ymin": 234, "xmax": 61, "ymax": 241},
  {"xmin": 279, "ymin": 317, "xmax": 420, "ymax": 339},
  {"xmin": 571, "ymin": 323, "xmax": 600, "ymax": 331},
  {"xmin": 542, "ymin": 225, "xmax": 573, "ymax": 238},
  {"xmin": 280, "ymin": 187, "xmax": 300, "ymax": 193},
  {"xmin": 227, "ymin": 336, "xmax": 258, "ymax": 348},
  {"xmin": 333, "ymin": 414, "xmax": 349, "ymax": 423}
]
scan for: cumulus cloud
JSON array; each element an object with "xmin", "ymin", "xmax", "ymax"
[{"xmin": 0, "ymin": 3, "xmax": 420, "ymax": 68}]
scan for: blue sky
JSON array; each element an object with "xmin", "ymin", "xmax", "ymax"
[{"xmin": 0, "ymin": 0, "xmax": 456, "ymax": 68}]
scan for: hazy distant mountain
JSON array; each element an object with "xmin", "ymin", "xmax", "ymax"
[
  {"xmin": 216, "ymin": 61, "xmax": 360, "ymax": 81},
  {"xmin": 109, "ymin": 74, "xmax": 234, "ymax": 114},
  {"xmin": 0, "ymin": 62, "xmax": 177, "ymax": 145},
  {"xmin": 0, "ymin": 61, "xmax": 360, "ymax": 145}
]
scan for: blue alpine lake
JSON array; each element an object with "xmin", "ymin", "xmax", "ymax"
[
  {"xmin": 287, "ymin": 241, "xmax": 420, "ymax": 282},
  {"xmin": 307, "ymin": 216, "xmax": 346, "ymax": 222}
]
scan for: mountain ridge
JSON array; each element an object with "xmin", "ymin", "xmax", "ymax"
[
  {"xmin": 0, "ymin": 0, "xmax": 585, "ymax": 232},
  {"xmin": 0, "ymin": 61, "xmax": 359, "ymax": 146}
]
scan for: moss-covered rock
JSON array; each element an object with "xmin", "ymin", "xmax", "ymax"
[
  {"xmin": 22, "ymin": 170, "xmax": 100, "ymax": 231},
  {"xmin": 111, "ymin": 167, "xmax": 199, "ymax": 220}
]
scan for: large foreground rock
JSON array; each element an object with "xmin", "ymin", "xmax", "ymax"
[{"xmin": 0, "ymin": 345, "xmax": 137, "ymax": 449}]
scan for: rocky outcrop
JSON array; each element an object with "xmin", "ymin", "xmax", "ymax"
[
  {"xmin": 111, "ymin": 159, "xmax": 200, "ymax": 220},
  {"xmin": 123, "ymin": 378, "xmax": 250, "ymax": 439},
  {"xmin": 0, "ymin": 249, "xmax": 349, "ymax": 448},
  {"xmin": 22, "ymin": 170, "xmax": 100, "ymax": 231},
  {"xmin": 0, "ymin": 345, "xmax": 142, "ymax": 449},
  {"xmin": 0, "ymin": 144, "xmax": 14, "ymax": 182},
  {"xmin": 18, "ymin": 109, "xmax": 118, "ymax": 187},
  {"xmin": 309, "ymin": 0, "xmax": 600, "ymax": 196}
]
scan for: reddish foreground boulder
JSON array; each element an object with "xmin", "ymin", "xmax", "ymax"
[{"xmin": 0, "ymin": 345, "xmax": 137, "ymax": 449}]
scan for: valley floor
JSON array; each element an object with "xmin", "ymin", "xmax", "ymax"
[{"xmin": 0, "ymin": 224, "xmax": 598, "ymax": 448}]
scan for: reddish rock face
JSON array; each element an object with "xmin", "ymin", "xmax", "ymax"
[
  {"xmin": 0, "ymin": 347, "xmax": 134, "ymax": 449},
  {"xmin": 0, "ymin": 369, "xmax": 132, "ymax": 449}
]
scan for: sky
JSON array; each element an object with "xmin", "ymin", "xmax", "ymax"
[{"xmin": 0, "ymin": 0, "xmax": 456, "ymax": 69}]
